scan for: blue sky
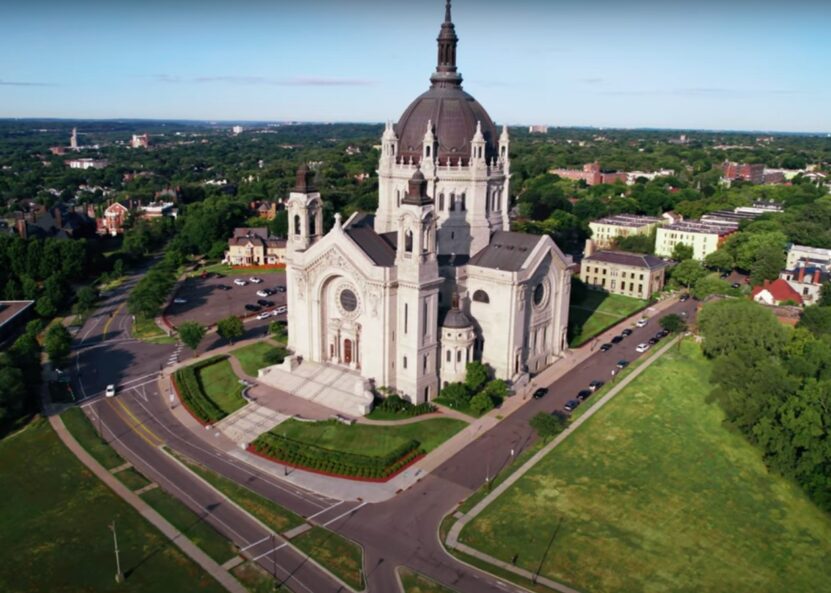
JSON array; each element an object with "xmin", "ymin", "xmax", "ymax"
[{"xmin": 1, "ymin": 0, "xmax": 829, "ymax": 132}]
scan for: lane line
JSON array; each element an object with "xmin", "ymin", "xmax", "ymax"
[
  {"xmin": 306, "ymin": 500, "xmax": 343, "ymax": 521},
  {"xmin": 321, "ymin": 501, "xmax": 366, "ymax": 527},
  {"xmin": 102, "ymin": 302, "xmax": 126, "ymax": 339},
  {"xmin": 109, "ymin": 398, "xmax": 164, "ymax": 447},
  {"xmin": 251, "ymin": 541, "xmax": 289, "ymax": 562},
  {"xmin": 240, "ymin": 535, "xmax": 271, "ymax": 552}
]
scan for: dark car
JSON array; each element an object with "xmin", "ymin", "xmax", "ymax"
[
  {"xmin": 616, "ymin": 360, "xmax": 629, "ymax": 369},
  {"xmin": 611, "ymin": 335, "xmax": 624, "ymax": 344},
  {"xmin": 245, "ymin": 304, "xmax": 261, "ymax": 312},
  {"xmin": 217, "ymin": 285, "xmax": 232, "ymax": 291},
  {"xmin": 600, "ymin": 343, "xmax": 613, "ymax": 352},
  {"xmin": 680, "ymin": 293, "xmax": 690, "ymax": 301},
  {"xmin": 564, "ymin": 399, "xmax": 580, "ymax": 412},
  {"xmin": 589, "ymin": 380, "xmax": 604, "ymax": 391},
  {"xmin": 577, "ymin": 389, "xmax": 592, "ymax": 401},
  {"xmin": 274, "ymin": 286, "xmax": 287, "ymax": 293},
  {"xmin": 532, "ymin": 387, "xmax": 548, "ymax": 399},
  {"xmin": 648, "ymin": 337, "xmax": 658, "ymax": 345},
  {"xmin": 658, "ymin": 329, "xmax": 670, "ymax": 338},
  {"xmin": 257, "ymin": 299, "xmax": 275, "ymax": 307},
  {"xmin": 621, "ymin": 328, "xmax": 633, "ymax": 337}
]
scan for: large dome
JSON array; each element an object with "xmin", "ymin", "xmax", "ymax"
[
  {"xmin": 396, "ymin": 87, "xmax": 498, "ymax": 165},
  {"xmin": 394, "ymin": 0, "xmax": 498, "ymax": 165}
]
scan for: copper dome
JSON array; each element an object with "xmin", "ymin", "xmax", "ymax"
[{"xmin": 394, "ymin": 0, "xmax": 498, "ymax": 165}]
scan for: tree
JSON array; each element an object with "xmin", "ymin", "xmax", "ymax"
[
  {"xmin": 699, "ymin": 300, "xmax": 787, "ymax": 359},
  {"xmin": 469, "ymin": 392, "xmax": 495, "ymax": 415},
  {"xmin": 178, "ymin": 322, "xmax": 206, "ymax": 352},
  {"xmin": 0, "ymin": 364, "xmax": 27, "ymax": 425},
  {"xmin": 614, "ymin": 233, "xmax": 655, "ymax": 254},
  {"xmin": 671, "ymin": 243, "xmax": 694, "ymax": 262},
  {"xmin": 820, "ymin": 283, "xmax": 831, "ymax": 307},
  {"xmin": 691, "ymin": 274, "xmax": 733, "ymax": 300},
  {"xmin": 703, "ymin": 249, "xmax": 734, "ymax": 273},
  {"xmin": 481, "ymin": 379, "xmax": 509, "ymax": 406},
  {"xmin": 44, "ymin": 324, "xmax": 72, "ymax": 368},
  {"xmin": 670, "ymin": 259, "xmax": 706, "ymax": 288},
  {"xmin": 76, "ymin": 286, "xmax": 97, "ymax": 314},
  {"xmin": 659, "ymin": 314, "xmax": 687, "ymax": 334},
  {"xmin": 798, "ymin": 306, "xmax": 831, "ymax": 337},
  {"xmin": 438, "ymin": 382, "xmax": 471, "ymax": 409},
  {"xmin": 217, "ymin": 315, "xmax": 245, "ymax": 344},
  {"xmin": 749, "ymin": 243, "xmax": 785, "ymax": 286},
  {"xmin": 464, "ymin": 361, "xmax": 489, "ymax": 393},
  {"xmin": 529, "ymin": 411, "xmax": 568, "ymax": 441}
]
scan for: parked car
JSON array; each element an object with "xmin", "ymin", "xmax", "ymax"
[
  {"xmin": 173, "ymin": 298, "xmax": 187, "ymax": 304},
  {"xmin": 648, "ymin": 337, "xmax": 659, "ymax": 345},
  {"xmin": 576, "ymin": 389, "xmax": 592, "ymax": 401},
  {"xmin": 234, "ymin": 279, "xmax": 247, "ymax": 286},
  {"xmin": 731, "ymin": 282, "xmax": 741, "ymax": 289},
  {"xmin": 249, "ymin": 277, "xmax": 263, "ymax": 284},
  {"xmin": 275, "ymin": 306, "xmax": 288, "ymax": 314},
  {"xmin": 256, "ymin": 311, "xmax": 272, "ymax": 320},
  {"xmin": 599, "ymin": 343, "xmax": 613, "ymax": 352},
  {"xmin": 256, "ymin": 289, "xmax": 271, "ymax": 298},
  {"xmin": 589, "ymin": 380, "xmax": 604, "ymax": 391},
  {"xmin": 621, "ymin": 328, "xmax": 633, "ymax": 337},
  {"xmin": 616, "ymin": 360, "xmax": 629, "ymax": 369},
  {"xmin": 680, "ymin": 293, "xmax": 690, "ymax": 302},
  {"xmin": 532, "ymin": 387, "xmax": 548, "ymax": 399},
  {"xmin": 218, "ymin": 284, "xmax": 232, "ymax": 291},
  {"xmin": 611, "ymin": 335, "xmax": 624, "ymax": 344},
  {"xmin": 274, "ymin": 285, "xmax": 287, "ymax": 293},
  {"xmin": 636, "ymin": 318, "xmax": 648, "ymax": 328},
  {"xmin": 245, "ymin": 304, "xmax": 261, "ymax": 312},
  {"xmin": 635, "ymin": 343, "xmax": 650, "ymax": 353},
  {"xmin": 564, "ymin": 399, "xmax": 580, "ymax": 412},
  {"xmin": 257, "ymin": 299, "xmax": 275, "ymax": 307},
  {"xmin": 658, "ymin": 330, "xmax": 670, "ymax": 338},
  {"xmin": 105, "ymin": 384, "xmax": 116, "ymax": 398}
]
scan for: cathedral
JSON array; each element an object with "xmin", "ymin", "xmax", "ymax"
[{"xmin": 276, "ymin": 1, "xmax": 572, "ymax": 410}]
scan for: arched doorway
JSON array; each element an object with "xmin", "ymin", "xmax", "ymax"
[{"xmin": 343, "ymin": 339, "xmax": 353, "ymax": 365}]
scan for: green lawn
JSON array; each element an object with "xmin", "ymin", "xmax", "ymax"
[
  {"xmin": 62, "ymin": 406, "xmax": 125, "ymax": 470},
  {"xmin": 115, "ymin": 466, "xmax": 152, "ymax": 491},
  {"xmin": 459, "ymin": 342, "xmax": 831, "ymax": 593},
  {"xmin": 197, "ymin": 358, "xmax": 247, "ymax": 415},
  {"xmin": 132, "ymin": 315, "xmax": 177, "ymax": 345},
  {"xmin": 568, "ymin": 288, "xmax": 645, "ymax": 346},
  {"xmin": 398, "ymin": 567, "xmax": 458, "ymax": 593},
  {"xmin": 172, "ymin": 450, "xmax": 304, "ymax": 533},
  {"xmin": 232, "ymin": 561, "xmax": 295, "ymax": 593},
  {"xmin": 140, "ymin": 488, "xmax": 237, "ymax": 565},
  {"xmin": 292, "ymin": 526, "xmax": 364, "ymax": 591},
  {"xmin": 232, "ymin": 341, "xmax": 288, "ymax": 377},
  {"xmin": 200, "ymin": 262, "xmax": 286, "ymax": 277},
  {"xmin": 433, "ymin": 396, "xmax": 486, "ymax": 418},
  {"xmin": 0, "ymin": 417, "xmax": 224, "ymax": 593},
  {"xmin": 270, "ymin": 417, "xmax": 467, "ymax": 456}
]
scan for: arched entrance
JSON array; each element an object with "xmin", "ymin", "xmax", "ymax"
[{"xmin": 343, "ymin": 339, "xmax": 353, "ymax": 365}]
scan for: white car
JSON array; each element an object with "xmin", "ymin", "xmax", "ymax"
[
  {"xmin": 173, "ymin": 298, "xmax": 187, "ymax": 304},
  {"xmin": 636, "ymin": 318, "xmax": 648, "ymax": 328},
  {"xmin": 275, "ymin": 306, "xmax": 288, "ymax": 315},
  {"xmin": 105, "ymin": 384, "xmax": 116, "ymax": 398},
  {"xmin": 256, "ymin": 289, "xmax": 270, "ymax": 298},
  {"xmin": 257, "ymin": 311, "xmax": 272, "ymax": 320},
  {"xmin": 249, "ymin": 277, "xmax": 263, "ymax": 284},
  {"xmin": 635, "ymin": 343, "xmax": 650, "ymax": 353},
  {"xmin": 233, "ymin": 279, "xmax": 247, "ymax": 286}
]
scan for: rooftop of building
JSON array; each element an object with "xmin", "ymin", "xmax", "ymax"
[
  {"xmin": 752, "ymin": 278, "xmax": 803, "ymax": 305},
  {"xmin": 590, "ymin": 214, "xmax": 662, "ymax": 227},
  {"xmin": 467, "ymin": 231, "xmax": 542, "ymax": 271},
  {"xmin": 342, "ymin": 213, "xmax": 397, "ymax": 267},
  {"xmin": 0, "ymin": 301, "xmax": 35, "ymax": 328},
  {"xmin": 788, "ymin": 244, "xmax": 831, "ymax": 256},
  {"xmin": 584, "ymin": 250, "xmax": 670, "ymax": 270},
  {"xmin": 660, "ymin": 221, "xmax": 739, "ymax": 235}
]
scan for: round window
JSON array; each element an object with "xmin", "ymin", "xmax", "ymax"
[
  {"xmin": 533, "ymin": 283, "xmax": 545, "ymax": 306},
  {"xmin": 340, "ymin": 289, "xmax": 358, "ymax": 312}
]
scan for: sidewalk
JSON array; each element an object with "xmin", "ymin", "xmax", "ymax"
[{"xmin": 47, "ymin": 413, "xmax": 246, "ymax": 593}]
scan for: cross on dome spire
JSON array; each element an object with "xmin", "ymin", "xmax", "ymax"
[
  {"xmin": 445, "ymin": 0, "xmax": 452, "ymax": 23},
  {"xmin": 431, "ymin": 0, "xmax": 462, "ymax": 88}
]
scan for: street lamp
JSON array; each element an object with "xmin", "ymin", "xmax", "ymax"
[{"xmin": 109, "ymin": 520, "xmax": 123, "ymax": 583}]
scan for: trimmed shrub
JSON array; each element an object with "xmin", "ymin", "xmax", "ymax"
[{"xmin": 173, "ymin": 355, "xmax": 230, "ymax": 423}]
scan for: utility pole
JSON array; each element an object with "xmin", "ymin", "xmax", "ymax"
[{"xmin": 109, "ymin": 520, "xmax": 123, "ymax": 583}]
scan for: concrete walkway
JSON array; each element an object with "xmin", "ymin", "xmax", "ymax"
[
  {"xmin": 445, "ymin": 333, "xmax": 684, "ymax": 593},
  {"xmin": 48, "ymin": 413, "xmax": 247, "ymax": 593}
]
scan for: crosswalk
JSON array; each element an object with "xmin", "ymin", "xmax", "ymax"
[{"xmin": 166, "ymin": 342, "xmax": 184, "ymax": 367}]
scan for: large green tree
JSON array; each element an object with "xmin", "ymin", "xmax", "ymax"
[
  {"xmin": 44, "ymin": 324, "xmax": 72, "ymax": 368},
  {"xmin": 178, "ymin": 322, "xmax": 206, "ymax": 352},
  {"xmin": 217, "ymin": 315, "xmax": 245, "ymax": 344},
  {"xmin": 670, "ymin": 259, "xmax": 706, "ymax": 288},
  {"xmin": 698, "ymin": 300, "xmax": 787, "ymax": 359}
]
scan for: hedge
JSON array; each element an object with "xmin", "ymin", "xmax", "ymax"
[
  {"xmin": 173, "ymin": 355, "xmax": 229, "ymax": 424},
  {"xmin": 251, "ymin": 431, "xmax": 424, "ymax": 479},
  {"xmin": 376, "ymin": 394, "xmax": 437, "ymax": 418}
]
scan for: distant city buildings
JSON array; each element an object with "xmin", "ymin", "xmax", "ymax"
[
  {"xmin": 528, "ymin": 125, "xmax": 548, "ymax": 134},
  {"xmin": 14, "ymin": 205, "xmax": 96, "ymax": 240},
  {"xmin": 551, "ymin": 162, "xmax": 674, "ymax": 186},
  {"xmin": 786, "ymin": 244, "xmax": 831, "ymax": 271},
  {"xmin": 588, "ymin": 214, "xmax": 661, "ymax": 249},
  {"xmin": 66, "ymin": 158, "xmax": 108, "ymax": 170},
  {"xmin": 581, "ymin": 250, "xmax": 669, "ymax": 300},
  {"xmin": 655, "ymin": 221, "xmax": 738, "ymax": 260},
  {"xmin": 130, "ymin": 134, "xmax": 150, "ymax": 148},
  {"xmin": 140, "ymin": 201, "xmax": 178, "ymax": 220},
  {"xmin": 70, "ymin": 127, "xmax": 78, "ymax": 151},
  {"xmin": 97, "ymin": 201, "xmax": 131, "ymax": 236},
  {"xmin": 232, "ymin": 125, "xmax": 244, "ymax": 135}
]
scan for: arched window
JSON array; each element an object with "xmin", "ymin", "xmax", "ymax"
[
  {"xmin": 426, "ymin": 146, "xmax": 431, "ymax": 157},
  {"xmin": 308, "ymin": 209, "xmax": 316, "ymax": 236},
  {"xmin": 405, "ymin": 230, "xmax": 413, "ymax": 253},
  {"xmin": 294, "ymin": 214, "xmax": 301, "ymax": 236},
  {"xmin": 472, "ymin": 289, "xmax": 490, "ymax": 303},
  {"xmin": 449, "ymin": 193, "xmax": 456, "ymax": 211},
  {"xmin": 501, "ymin": 145, "xmax": 507, "ymax": 158},
  {"xmin": 396, "ymin": 189, "xmax": 401, "ymax": 207},
  {"xmin": 460, "ymin": 193, "xmax": 466, "ymax": 211},
  {"xmin": 439, "ymin": 193, "xmax": 444, "ymax": 211}
]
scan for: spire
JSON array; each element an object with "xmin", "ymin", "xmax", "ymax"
[{"xmin": 431, "ymin": 0, "xmax": 462, "ymax": 88}]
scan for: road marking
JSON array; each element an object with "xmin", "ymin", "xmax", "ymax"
[
  {"xmin": 106, "ymin": 398, "xmax": 163, "ymax": 447},
  {"xmin": 102, "ymin": 302, "xmax": 126, "ymax": 339},
  {"xmin": 240, "ymin": 535, "xmax": 271, "ymax": 552},
  {"xmin": 321, "ymin": 501, "xmax": 366, "ymax": 527},
  {"xmin": 120, "ymin": 372, "xmax": 161, "ymax": 387},
  {"xmin": 305, "ymin": 500, "xmax": 342, "ymax": 521},
  {"xmin": 251, "ymin": 541, "xmax": 289, "ymax": 561}
]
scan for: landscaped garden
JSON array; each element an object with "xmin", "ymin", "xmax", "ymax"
[
  {"xmin": 173, "ymin": 355, "xmax": 247, "ymax": 423},
  {"xmin": 0, "ymin": 418, "xmax": 225, "ymax": 593},
  {"xmin": 232, "ymin": 341, "xmax": 288, "ymax": 376},
  {"xmin": 457, "ymin": 342, "xmax": 831, "ymax": 593},
  {"xmin": 568, "ymin": 282, "xmax": 646, "ymax": 346},
  {"xmin": 251, "ymin": 417, "xmax": 466, "ymax": 479},
  {"xmin": 132, "ymin": 315, "xmax": 177, "ymax": 344}
]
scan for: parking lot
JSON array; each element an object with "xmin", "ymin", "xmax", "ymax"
[{"xmin": 165, "ymin": 271, "xmax": 288, "ymax": 329}]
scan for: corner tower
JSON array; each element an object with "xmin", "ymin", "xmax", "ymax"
[{"xmin": 374, "ymin": 0, "xmax": 510, "ymax": 258}]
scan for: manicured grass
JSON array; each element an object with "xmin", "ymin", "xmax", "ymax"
[
  {"xmin": 140, "ymin": 488, "xmax": 237, "ymax": 565},
  {"xmin": 232, "ymin": 341, "xmax": 288, "ymax": 377},
  {"xmin": 292, "ymin": 526, "xmax": 364, "ymax": 591},
  {"xmin": 0, "ymin": 417, "xmax": 224, "ymax": 593},
  {"xmin": 197, "ymin": 358, "xmax": 247, "ymax": 415},
  {"xmin": 271, "ymin": 417, "xmax": 466, "ymax": 456},
  {"xmin": 62, "ymin": 406, "xmax": 125, "ymax": 470},
  {"xmin": 433, "ymin": 397, "xmax": 485, "ymax": 418},
  {"xmin": 232, "ymin": 561, "xmax": 295, "ymax": 593},
  {"xmin": 398, "ymin": 567, "xmax": 458, "ymax": 593},
  {"xmin": 459, "ymin": 342, "xmax": 831, "ymax": 593},
  {"xmin": 568, "ymin": 289, "xmax": 646, "ymax": 346},
  {"xmin": 200, "ymin": 262, "xmax": 286, "ymax": 277},
  {"xmin": 172, "ymin": 450, "xmax": 304, "ymax": 533},
  {"xmin": 132, "ymin": 315, "xmax": 176, "ymax": 345},
  {"xmin": 115, "ymin": 466, "xmax": 152, "ymax": 491}
]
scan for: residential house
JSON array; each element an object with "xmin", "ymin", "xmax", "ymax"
[
  {"xmin": 780, "ymin": 265, "xmax": 828, "ymax": 305},
  {"xmin": 752, "ymin": 279, "xmax": 803, "ymax": 306},
  {"xmin": 225, "ymin": 227, "xmax": 287, "ymax": 267},
  {"xmin": 580, "ymin": 250, "xmax": 670, "ymax": 300}
]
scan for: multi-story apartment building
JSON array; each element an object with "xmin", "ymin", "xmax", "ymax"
[
  {"xmin": 786, "ymin": 244, "xmax": 831, "ymax": 271},
  {"xmin": 655, "ymin": 221, "xmax": 738, "ymax": 260},
  {"xmin": 581, "ymin": 250, "xmax": 669, "ymax": 300},
  {"xmin": 588, "ymin": 214, "xmax": 661, "ymax": 249}
]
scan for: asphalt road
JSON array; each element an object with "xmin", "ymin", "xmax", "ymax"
[{"xmin": 68, "ymin": 267, "xmax": 698, "ymax": 593}]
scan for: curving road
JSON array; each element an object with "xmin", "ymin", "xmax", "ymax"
[{"xmin": 68, "ymin": 268, "xmax": 698, "ymax": 593}]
